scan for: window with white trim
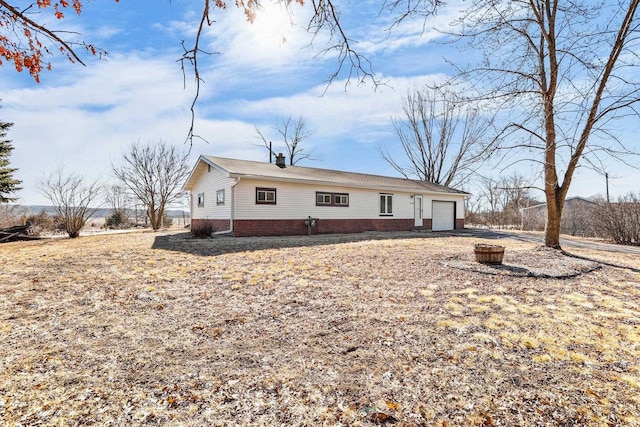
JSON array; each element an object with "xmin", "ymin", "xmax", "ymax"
[
  {"xmin": 197, "ymin": 192, "xmax": 205, "ymax": 207},
  {"xmin": 256, "ymin": 187, "xmax": 276, "ymax": 204},
  {"xmin": 334, "ymin": 194, "xmax": 349, "ymax": 206},
  {"xmin": 216, "ymin": 189, "xmax": 225, "ymax": 205},
  {"xmin": 379, "ymin": 193, "xmax": 393, "ymax": 215},
  {"xmin": 317, "ymin": 192, "xmax": 331, "ymax": 205}
]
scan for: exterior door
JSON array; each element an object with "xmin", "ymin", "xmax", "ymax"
[
  {"xmin": 432, "ymin": 201, "xmax": 455, "ymax": 231},
  {"xmin": 414, "ymin": 195, "xmax": 423, "ymax": 227}
]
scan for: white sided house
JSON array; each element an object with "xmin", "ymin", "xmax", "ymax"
[{"xmin": 183, "ymin": 155, "xmax": 469, "ymax": 237}]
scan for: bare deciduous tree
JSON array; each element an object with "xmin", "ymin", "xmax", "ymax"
[
  {"xmin": 496, "ymin": 174, "xmax": 538, "ymax": 228},
  {"xmin": 0, "ymin": 203, "xmax": 27, "ymax": 228},
  {"xmin": 379, "ymin": 87, "xmax": 493, "ymax": 188},
  {"xmin": 476, "ymin": 176, "xmax": 501, "ymax": 227},
  {"xmin": 255, "ymin": 116, "xmax": 315, "ymax": 165},
  {"xmin": 38, "ymin": 167, "xmax": 102, "ymax": 238},
  {"xmin": 112, "ymin": 141, "xmax": 191, "ymax": 231},
  {"xmin": 449, "ymin": 0, "xmax": 640, "ymax": 247},
  {"xmin": 473, "ymin": 173, "xmax": 538, "ymax": 228},
  {"xmin": 103, "ymin": 184, "xmax": 133, "ymax": 229},
  {"xmin": 105, "ymin": 185, "xmax": 130, "ymax": 213}
]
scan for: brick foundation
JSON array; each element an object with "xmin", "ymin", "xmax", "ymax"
[
  {"xmin": 233, "ymin": 219, "xmax": 309, "ymax": 237},
  {"xmin": 191, "ymin": 218, "xmax": 231, "ymax": 236},
  {"xmin": 418, "ymin": 219, "xmax": 433, "ymax": 231},
  {"xmin": 234, "ymin": 218, "xmax": 417, "ymax": 237},
  {"xmin": 191, "ymin": 217, "xmax": 464, "ymax": 237},
  {"xmin": 318, "ymin": 218, "xmax": 416, "ymax": 234}
]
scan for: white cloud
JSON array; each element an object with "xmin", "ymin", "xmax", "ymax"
[
  {"xmin": 1, "ymin": 53, "xmax": 197, "ymax": 205},
  {"xmin": 199, "ymin": 73, "xmax": 452, "ymax": 176},
  {"xmin": 93, "ymin": 25, "xmax": 124, "ymax": 40},
  {"xmin": 315, "ymin": 1, "xmax": 462, "ymax": 58}
]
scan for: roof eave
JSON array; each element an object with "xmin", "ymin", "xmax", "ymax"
[
  {"xmin": 183, "ymin": 156, "xmax": 231, "ymax": 191},
  {"xmin": 227, "ymin": 173, "xmax": 467, "ymax": 196}
]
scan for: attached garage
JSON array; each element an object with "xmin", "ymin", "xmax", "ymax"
[{"xmin": 432, "ymin": 201, "xmax": 456, "ymax": 231}]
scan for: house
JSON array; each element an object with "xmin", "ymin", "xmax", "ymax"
[
  {"xmin": 520, "ymin": 196, "xmax": 598, "ymax": 237},
  {"xmin": 183, "ymin": 154, "xmax": 469, "ymax": 237}
]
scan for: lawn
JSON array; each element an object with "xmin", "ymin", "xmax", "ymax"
[{"xmin": 0, "ymin": 230, "xmax": 639, "ymax": 426}]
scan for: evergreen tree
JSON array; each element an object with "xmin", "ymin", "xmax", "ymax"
[{"xmin": 0, "ymin": 119, "xmax": 21, "ymax": 203}]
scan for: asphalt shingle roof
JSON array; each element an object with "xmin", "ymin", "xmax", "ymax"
[{"xmin": 193, "ymin": 156, "xmax": 468, "ymax": 196}]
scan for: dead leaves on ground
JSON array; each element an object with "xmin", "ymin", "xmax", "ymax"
[{"xmin": 0, "ymin": 231, "xmax": 639, "ymax": 425}]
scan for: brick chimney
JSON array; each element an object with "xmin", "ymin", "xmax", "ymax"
[{"xmin": 275, "ymin": 153, "xmax": 286, "ymax": 168}]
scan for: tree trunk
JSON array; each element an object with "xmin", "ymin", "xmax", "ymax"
[
  {"xmin": 148, "ymin": 203, "xmax": 159, "ymax": 230},
  {"xmin": 150, "ymin": 206, "xmax": 165, "ymax": 230},
  {"xmin": 544, "ymin": 191, "xmax": 563, "ymax": 248},
  {"xmin": 151, "ymin": 214, "xmax": 160, "ymax": 230}
]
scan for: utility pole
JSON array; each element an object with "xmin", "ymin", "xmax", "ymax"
[{"xmin": 605, "ymin": 172, "xmax": 610, "ymax": 203}]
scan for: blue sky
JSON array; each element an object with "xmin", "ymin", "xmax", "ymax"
[{"xmin": 0, "ymin": 0, "xmax": 637, "ymax": 206}]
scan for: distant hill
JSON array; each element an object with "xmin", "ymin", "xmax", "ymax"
[{"xmin": 19, "ymin": 205, "xmax": 189, "ymax": 219}]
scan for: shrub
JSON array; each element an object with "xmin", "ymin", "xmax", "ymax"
[
  {"xmin": 105, "ymin": 209, "xmax": 131, "ymax": 229},
  {"xmin": 592, "ymin": 193, "xmax": 640, "ymax": 245},
  {"xmin": 25, "ymin": 209, "xmax": 55, "ymax": 234},
  {"xmin": 191, "ymin": 222, "xmax": 215, "ymax": 238}
]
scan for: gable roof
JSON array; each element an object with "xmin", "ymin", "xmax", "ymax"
[{"xmin": 184, "ymin": 156, "xmax": 469, "ymax": 196}]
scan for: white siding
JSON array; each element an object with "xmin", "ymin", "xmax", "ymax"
[
  {"xmin": 234, "ymin": 179, "xmax": 417, "ymax": 220},
  {"xmin": 189, "ymin": 163, "xmax": 236, "ymax": 220},
  {"xmin": 187, "ymin": 159, "xmax": 467, "ymax": 224}
]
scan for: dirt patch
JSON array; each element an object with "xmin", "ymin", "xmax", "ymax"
[
  {"xmin": 0, "ymin": 231, "xmax": 639, "ymax": 425},
  {"xmin": 446, "ymin": 246, "xmax": 602, "ymax": 278}
]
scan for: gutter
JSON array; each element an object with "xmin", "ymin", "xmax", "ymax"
[{"xmin": 213, "ymin": 177, "xmax": 240, "ymax": 235}]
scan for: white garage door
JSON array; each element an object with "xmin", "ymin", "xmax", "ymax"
[{"xmin": 432, "ymin": 201, "xmax": 455, "ymax": 231}]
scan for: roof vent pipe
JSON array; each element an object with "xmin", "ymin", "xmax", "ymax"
[{"xmin": 275, "ymin": 153, "xmax": 286, "ymax": 168}]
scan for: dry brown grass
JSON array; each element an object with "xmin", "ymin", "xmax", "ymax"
[{"xmin": 1, "ymin": 230, "xmax": 639, "ymax": 426}]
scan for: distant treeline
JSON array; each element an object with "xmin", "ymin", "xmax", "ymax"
[{"xmin": 17, "ymin": 205, "xmax": 189, "ymax": 219}]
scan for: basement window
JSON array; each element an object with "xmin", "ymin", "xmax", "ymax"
[{"xmin": 256, "ymin": 187, "xmax": 276, "ymax": 204}]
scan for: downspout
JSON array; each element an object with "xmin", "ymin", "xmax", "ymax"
[{"xmin": 213, "ymin": 177, "xmax": 240, "ymax": 235}]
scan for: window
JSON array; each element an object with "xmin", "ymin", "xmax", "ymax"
[
  {"xmin": 216, "ymin": 189, "xmax": 225, "ymax": 205},
  {"xmin": 316, "ymin": 193, "xmax": 332, "ymax": 205},
  {"xmin": 334, "ymin": 194, "xmax": 349, "ymax": 206},
  {"xmin": 379, "ymin": 193, "xmax": 393, "ymax": 215},
  {"xmin": 256, "ymin": 187, "xmax": 276, "ymax": 204},
  {"xmin": 197, "ymin": 192, "xmax": 205, "ymax": 207},
  {"xmin": 316, "ymin": 192, "xmax": 349, "ymax": 207}
]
